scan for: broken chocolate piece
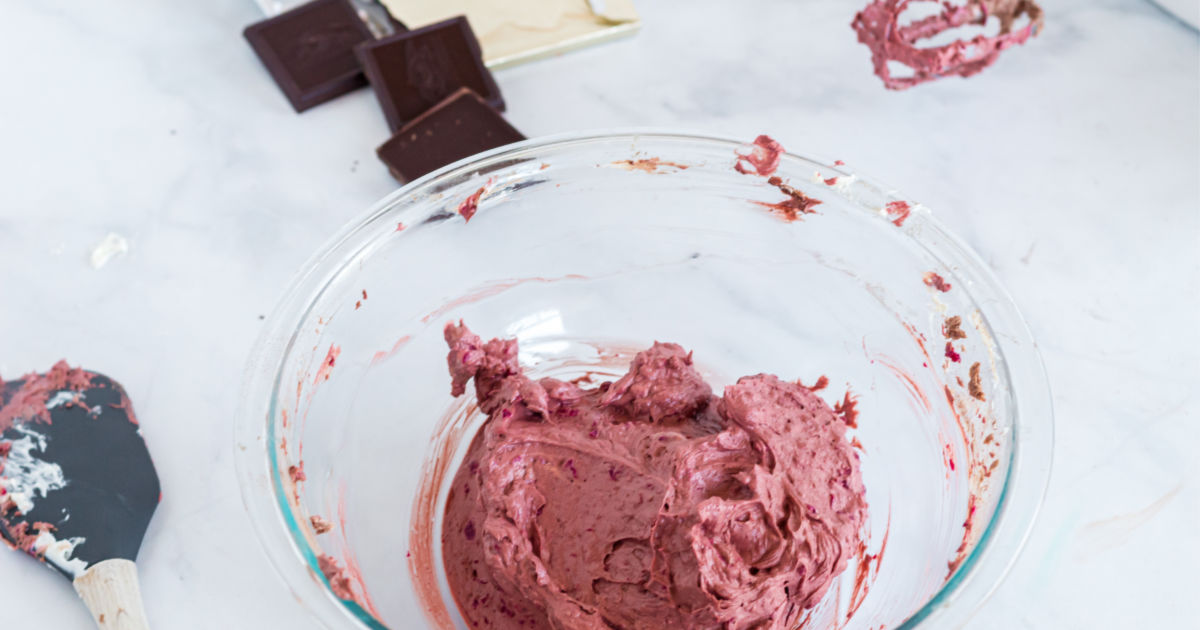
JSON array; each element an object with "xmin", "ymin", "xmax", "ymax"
[
  {"xmin": 243, "ymin": 0, "xmax": 381, "ymax": 112},
  {"xmin": 357, "ymin": 16, "xmax": 504, "ymax": 132},
  {"xmin": 376, "ymin": 88, "xmax": 524, "ymax": 183}
]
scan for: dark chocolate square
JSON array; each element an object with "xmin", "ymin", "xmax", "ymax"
[
  {"xmin": 243, "ymin": 0, "xmax": 380, "ymax": 112},
  {"xmin": 356, "ymin": 16, "xmax": 504, "ymax": 132},
  {"xmin": 376, "ymin": 88, "xmax": 524, "ymax": 183}
]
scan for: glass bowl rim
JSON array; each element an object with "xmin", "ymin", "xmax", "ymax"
[{"xmin": 233, "ymin": 128, "xmax": 1054, "ymax": 630}]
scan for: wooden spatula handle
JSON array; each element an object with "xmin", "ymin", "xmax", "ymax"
[{"xmin": 73, "ymin": 559, "xmax": 151, "ymax": 630}]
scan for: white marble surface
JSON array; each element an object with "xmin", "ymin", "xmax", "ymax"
[{"xmin": 0, "ymin": 0, "xmax": 1196, "ymax": 627}]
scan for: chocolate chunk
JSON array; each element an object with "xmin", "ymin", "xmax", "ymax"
[
  {"xmin": 376, "ymin": 88, "xmax": 524, "ymax": 183},
  {"xmin": 243, "ymin": 0, "xmax": 381, "ymax": 112},
  {"xmin": 356, "ymin": 16, "xmax": 504, "ymax": 132}
]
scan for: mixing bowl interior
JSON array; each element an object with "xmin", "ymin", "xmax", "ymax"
[{"xmin": 236, "ymin": 133, "xmax": 1052, "ymax": 630}]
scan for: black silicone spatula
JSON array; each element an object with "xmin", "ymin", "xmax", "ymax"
[{"xmin": 0, "ymin": 362, "xmax": 159, "ymax": 629}]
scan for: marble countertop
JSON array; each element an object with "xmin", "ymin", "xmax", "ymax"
[{"xmin": 0, "ymin": 0, "xmax": 1196, "ymax": 627}]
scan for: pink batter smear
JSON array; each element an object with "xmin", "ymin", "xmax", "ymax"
[
  {"xmin": 439, "ymin": 323, "xmax": 867, "ymax": 629},
  {"xmin": 734, "ymin": 135, "xmax": 785, "ymax": 176},
  {"xmin": 884, "ymin": 200, "xmax": 912, "ymax": 227},
  {"xmin": 311, "ymin": 515, "xmax": 333, "ymax": 534},
  {"xmin": 0, "ymin": 361, "xmax": 95, "ymax": 432},
  {"xmin": 852, "ymin": 0, "xmax": 1045, "ymax": 90},
  {"xmin": 334, "ymin": 488, "xmax": 381, "ymax": 618},
  {"xmin": 456, "ymin": 177, "xmax": 496, "ymax": 223},
  {"xmin": 313, "ymin": 344, "xmax": 341, "ymax": 385},
  {"xmin": 611, "ymin": 158, "xmax": 690, "ymax": 173},
  {"xmin": 847, "ymin": 509, "xmax": 890, "ymax": 620},
  {"xmin": 370, "ymin": 335, "xmax": 412, "ymax": 366},
  {"xmin": 313, "ymin": 493, "xmax": 381, "ymax": 616},
  {"xmin": 418, "ymin": 274, "xmax": 588, "ymax": 324},
  {"xmin": 287, "ymin": 462, "xmax": 306, "ymax": 483},
  {"xmin": 757, "ymin": 176, "xmax": 823, "ymax": 222},
  {"xmin": 922, "ymin": 271, "xmax": 952, "ymax": 292},
  {"xmin": 318, "ymin": 554, "xmax": 356, "ymax": 601}
]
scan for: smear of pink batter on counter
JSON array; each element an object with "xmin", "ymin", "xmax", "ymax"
[
  {"xmin": 734, "ymin": 135, "xmax": 785, "ymax": 176},
  {"xmin": 852, "ymin": 0, "xmax": 1045, "ymax": 90},
  {"xmin": 311, "ymin": 515, "xmax": 333, "ymax": 534}
]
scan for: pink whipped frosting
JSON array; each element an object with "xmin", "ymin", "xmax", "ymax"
[{"xmin": 440, "ymin": 323, "xmax": 867, "ymax": 629}]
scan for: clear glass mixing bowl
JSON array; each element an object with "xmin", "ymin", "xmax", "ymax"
[{"xmin": 235, "ymin": 132, "xmax": 1052, "ymax": 629}]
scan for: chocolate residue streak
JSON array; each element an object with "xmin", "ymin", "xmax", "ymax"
[
  {"xmin": 419, "ymin": 274, "xmax": 589, "ymax": 324},
  {"xmin": 734, "ymin": 134, "xmax": 784, "ymax": 176},
  {"xmin": 310, "ymin": 515, "xmax": 333, "ymax": 534},
  {"xmin": 968, "ymin": 362, "xmax": 986, "ymax": 400},
  {"xmin": 942, "ymin": 315, "xmax": 967, "ymax": 339},
  {"xmin": 884, "ymin": 200, "xmax": 912, "ymax": 226},
  {"xmin": 611, "ymin": 158, "xmax": 690, "ymax": 173},
  {"xmin": 944, "ymin": 342, "xmax": 962, "ymax": 363},
  {"xmin": 757, "ymin": 176, "xmax": 823, "ymax": 222},
  {"xmin": 922, "ymin": 271, "xmax": 952, "ymax": 292},
  {"xmin": 313, "ymin": 344, "xmax": 341, "ymax": 385},
  {"xmin": 851, "ymin": 0, "xmax": 1045, "ymax": 90},
  {"xmin": 370, "ymin": 335, "xmax": 413, "ymax": 366}
]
